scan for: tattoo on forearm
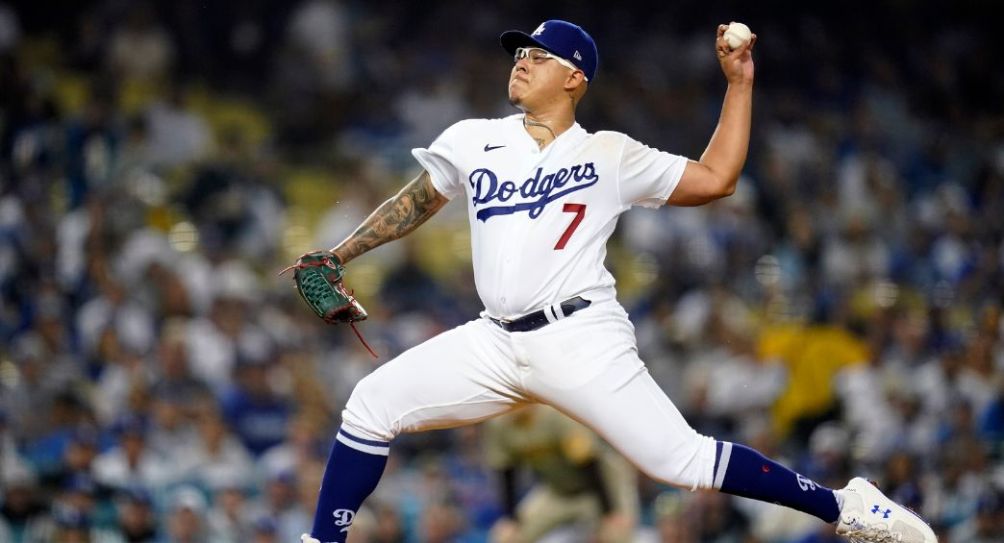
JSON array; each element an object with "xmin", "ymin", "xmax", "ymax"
[{"xmin": 334, "ymin": 171, "xmax": 447, "ymax": 264}]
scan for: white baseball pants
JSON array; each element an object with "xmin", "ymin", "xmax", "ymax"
[{"xmin": 341, "ymin": 299, "xmax": 719, "ymax": 490}]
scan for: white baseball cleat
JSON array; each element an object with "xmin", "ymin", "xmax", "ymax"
[
  {"xmin": 835, "ymin": 477, "xmax": 938, "ymax": 543},
  {"xmin": 300, "ymin": 535, "xmax": 322, "ymax": 543}
]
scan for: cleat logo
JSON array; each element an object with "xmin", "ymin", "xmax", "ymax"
[
  {"xmin": 870, "ymin": 505, "xmax": 891, "ymax": 518},
  {"xmin": 333, "ymin": 509, "xmax": 355, "ymax": 533}
]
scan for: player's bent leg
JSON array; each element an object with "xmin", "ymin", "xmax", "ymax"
[
  {"xmin": 570, "ymin": 373, "xmax": 937, "ymax": 542},
  {"xmin": 520, "ymin": 304, "xmax": 937, "ymax": 541},
  {"xmin": 519, "ymin": 305, "xmax": 718, "ymax": 490},
  {"xmin": 521, "ymin": 305, "xmax": 839, "ymax": 516},
  {"xmin": 307, "ymin": 319, "xmax": 527, "ymax": 543},
  {"xmin": 537, "ymin": 361, "xmax": 850, "ymax": 523},
  {"xmin": 532, "ymin": 359, "xmax": 720, "ymax": 490}
]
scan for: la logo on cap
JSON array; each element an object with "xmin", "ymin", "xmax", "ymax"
[{"xmin": 532, "ymin": 23, "xmax": 546, "ymax": 36}]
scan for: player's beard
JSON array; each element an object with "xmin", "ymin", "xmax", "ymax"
[
  {"xmin": 508, "ymin": 76, "xmax": 529, "ymax": 109},
  {"xmin": 508, "ymin": 87, "xmax": 531, "ymax": 111},
  {"xmin": 508, "ymin": 84, "xmax": 522, "ymax": 107}
]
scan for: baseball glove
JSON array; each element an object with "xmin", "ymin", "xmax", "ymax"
[{"xmin": 281, "ymin": 251, "xmax": 376, "ymax": 357}]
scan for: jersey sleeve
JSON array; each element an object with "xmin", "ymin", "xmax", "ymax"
[
  {"xmin": 617, "ymin": 134, "xmax": 689, "ymax": 208},
  {"xmin": 411, "ymin": 121, "xmax": 466, "ymax": 200}
]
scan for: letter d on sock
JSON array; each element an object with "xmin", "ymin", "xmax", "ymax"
[{"xmin": 333, "ymin": 509, "xmax": 355, "ymax": 533}]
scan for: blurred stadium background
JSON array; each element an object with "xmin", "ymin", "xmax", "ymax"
[{"xmin": 1, "ymin": 1, "xmax": 1002, "ymax": 542}]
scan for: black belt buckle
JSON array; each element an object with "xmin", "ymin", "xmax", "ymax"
[{"xmin": 491, "ymin": 296, "xmax": 591, "ymax": 333}]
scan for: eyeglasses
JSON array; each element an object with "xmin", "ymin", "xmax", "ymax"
[{"xmin": 513, "ymin": 47, "xmax": 587, "ymax": 80}]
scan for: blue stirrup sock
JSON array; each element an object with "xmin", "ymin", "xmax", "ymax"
[
  {"xmin": 309, "ymin": 427, "xmax": 390, "ymax": 542},
  {"xmin": 713, "ymin": 441, "xmax": 840, "ymax": 523}
]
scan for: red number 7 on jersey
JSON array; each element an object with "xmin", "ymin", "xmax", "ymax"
[{"xmin": 554, "ymin": 203, "xmax": 586, "ymax": 250}]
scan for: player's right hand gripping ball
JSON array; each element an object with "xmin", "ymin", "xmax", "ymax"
[
  {"xmin": 283, "ymin": 251, "xmax": 368, "ymax": 324},
  {"xmin": 724, "ymin": 22, "xmax": 752, "ymax": 50}
]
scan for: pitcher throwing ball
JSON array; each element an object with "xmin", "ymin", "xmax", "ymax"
[{"xmin": 294, "ymin": 20, "xmax": 938, "ymax": 543}]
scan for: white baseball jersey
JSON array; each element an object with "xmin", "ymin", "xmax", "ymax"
[{"xmin": 412, "ymin": 114, "xmax": 688, "ymax": 319}]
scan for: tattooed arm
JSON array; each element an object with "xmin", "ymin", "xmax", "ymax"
[{"xmin": 330, "ymin": 170, "xmax": 449, "ymax": 265}]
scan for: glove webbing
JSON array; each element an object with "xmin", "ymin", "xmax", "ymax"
[{"xmin": 280, "ymin": 257, "xmax": 378, "ymax": 358}]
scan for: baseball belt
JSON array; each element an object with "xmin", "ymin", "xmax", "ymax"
[{"xmin": 489, "ymin": 296, "xmax": 592, "ymax": 333}]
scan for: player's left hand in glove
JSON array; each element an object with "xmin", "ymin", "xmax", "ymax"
[{"xmin": 280, "ymin": 251, "xmax": 377, "ymax": 357}]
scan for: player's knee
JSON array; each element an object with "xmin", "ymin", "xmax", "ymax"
[
  {"xmin": 642, "ymin": 431, "xmax": 718, "ymax": 490},
  {"xmin": 341, "ymin": 372, "xmax": 399, "ymax": 442}
]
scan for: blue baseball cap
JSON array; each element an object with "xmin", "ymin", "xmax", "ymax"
[{"xmin": 500, "ymin": 20, "xmax": 598, "ymax": 81}]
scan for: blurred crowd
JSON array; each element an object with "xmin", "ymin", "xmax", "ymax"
[{"xmin": 1, "ymin": 1, "xmax": 1003, "ymax": 542}]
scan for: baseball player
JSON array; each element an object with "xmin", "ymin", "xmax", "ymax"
[{"xmin": 297, "ymin": 20, "xmax": 937, "ymax": 543}]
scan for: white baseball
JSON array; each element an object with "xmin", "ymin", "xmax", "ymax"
[{"xmin": 724, "ymin": 22, "xmax": 752, "ymax": 50}]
